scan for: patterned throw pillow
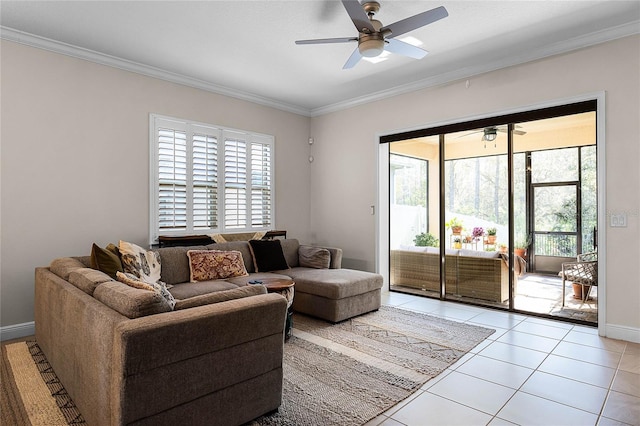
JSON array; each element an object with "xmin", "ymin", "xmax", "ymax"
[
  {"xmin": 187, "ymin": 250, "xmax": 249, "ymax": 282},
  {"xmin": 118, "ymin": 240, "xmax": 162, "ymax": 284},
  {"xmin": 115, "ymin": 271, "xmax": 176, "ymax": 310},
  {"xmin": 298, "ymin": 246, "xmax": 331, "ymax": 269}
]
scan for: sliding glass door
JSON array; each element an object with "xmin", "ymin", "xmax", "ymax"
[
  {"xmin": 385, "ymin": 101, "xmax": 598, "ymax": 325},
  {"xmin": 389, "ymin": 136, "xmax": 442, "ymax": 297}
]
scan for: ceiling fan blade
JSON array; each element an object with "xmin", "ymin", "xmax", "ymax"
[
  {"xmin": 381, "ymin": 6, "xmax": 448, "ymax": 39},
  {"xmin": 343, "ymin": 47, "xmax": 362, "ymax": 69},
  {"xmin": 496, "ymin": 127, "xmax": 527, "ymax": 136},
  {"xmin": 341, "ymin": 0, "xmax": 375, "ymax": 33},
  {"xmin": 384, "ymin": 39, "xmax": 428, "ymax": 59},
  {"xmin": 455, "ymin": 130, "xmax": 484, "ymax": 138},
  {"xmin": 296, "ymin": 37, "xmax": 358, "ymax": 45}
]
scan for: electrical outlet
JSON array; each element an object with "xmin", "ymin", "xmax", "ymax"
[{"xmin": 610, "ymin": 213, "xmax": 627, "ymax": 227}]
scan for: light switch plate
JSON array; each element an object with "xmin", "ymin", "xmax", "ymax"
[{"xmin": 610, "ymin": 213, "xmax": 627, "ymax": 227}]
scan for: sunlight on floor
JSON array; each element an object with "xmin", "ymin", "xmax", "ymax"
[{"xmin": 515, "ymin": 274, "xmax": 597, "ymax": 323}]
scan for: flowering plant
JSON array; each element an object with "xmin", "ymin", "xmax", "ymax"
[{"xmin": 472, "ymin": 227, "xmax": 484, "ymax": 239}]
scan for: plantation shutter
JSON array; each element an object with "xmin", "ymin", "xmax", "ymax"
[
  {"xmin": 192, "ymin": 129, "xmax": 218, "ymax": 230},
  {"xmin": 150, "ymin": 115, "xmax": 274, "ymax": 243},
  {"xmin": 250, "ymin": 138, "xmax": 272, "ymax": 228},
  {"xmin": 223, "ymin": 133, "xmax": 247, "ymax": 229},
  {"xmin": 157, "ymin": 127, "xmax": 188, "ymax": 230}
]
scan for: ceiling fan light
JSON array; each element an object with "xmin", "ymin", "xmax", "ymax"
[
  {"xmin": 483, "ymin": 128, "xmax": 497, "ymax": 142},
  {"xmin": 359, "ymin": 38, "xmax": 384, "ymax": 57}
]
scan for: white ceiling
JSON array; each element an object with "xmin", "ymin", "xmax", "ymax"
[{"xmin": 1, "ymin": 1, "xmax": 638, "ymax": 116}]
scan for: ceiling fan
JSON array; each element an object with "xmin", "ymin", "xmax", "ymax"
[
  {"xmin": 459, "ymin": 126, "xmax": 527, "ymax": 147},
  {"xmin": 295, "ymin": 0, "xmax": 448, "ymax": 69}
]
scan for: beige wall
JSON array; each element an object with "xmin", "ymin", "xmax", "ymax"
[
  {"xmin": 0, "ymin": 41, "xmax": 312, "ymax": 328},
  {"xmin": 2, "ymin": 35, "xmax": 639, "ymax": 341},
  {"xmin": 310, "ymin": 35, "xmax": 640, "ymax": 340}
]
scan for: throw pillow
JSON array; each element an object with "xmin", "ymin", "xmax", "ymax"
[
  {"xmin": 119, "ymin": 240, "xmax": 162, "ymax": 284},
  {"xmin": 90, "ymin": 243, "xmax": 123, "ymax": 279},
  {"xmin": 116, "ymin": 271, "xmax": 176, "ymax": 310},
  {"xmin": 248, "ymin": 239, "xmax": 289, "ymax": 272},
  {"xmin": 186, "ymin": 250, "xmax": 249, "ymax": 281},
  {"xmin": 298, "ymin": 245, "xmax": 331, "ymax": 269}
]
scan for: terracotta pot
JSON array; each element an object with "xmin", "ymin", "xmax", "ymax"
[
  {"xmin": 514, "ymin": 248, "xmax": 526, "ymax": 258},
  {"xmin": 572, "ymin": 283, "xmax": 592, "ymax": 300},
  {"xmin": 452, "ymin": 226, "xmax": 462, "ymax": 235},
  {"xmin": 487, "ymin": 235, "xmax": 496, "ymax": 244}
]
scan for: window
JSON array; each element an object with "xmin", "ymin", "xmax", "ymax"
[{"xmin": 150, "ymin": 115, "xmax": 274, "ymax": 243}]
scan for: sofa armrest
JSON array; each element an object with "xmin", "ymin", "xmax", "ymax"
[
  {"xmin": 111, "ymin": 293, "xmax": 287, "ymax": 424},
  {"xmin": 317, "ymin": 246, "xmax": 342, "ymax": 269}
]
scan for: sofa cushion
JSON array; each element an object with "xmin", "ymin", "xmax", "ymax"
[
  {"xmin": 116, "ymin": 272, "xmax": 176, "ymax": 310},
  {"xmin": 280, "ymin": 239, "xmax": 300, "ymax": 268},
  {"xmin": 157, "ymin": 246, "xmax": 205, "ymax": 285},
  {"xmin": 119, "ymin": 240, "xmax": 162, "ymax": 283},
  {"xmin": 50, "ymin": 257, "xmax": 87, "ymax": 280},
  {"xmin": 283, "ymin": 267, "xmax": 383, "ymax": 300},
  {"xmin": 248, "ymin": 240, "xmax": 290, "ymax": 272},
  {"xmin": 225, "ymin": 272, "xmax": 293, "ymax": 286},
  {"xmin": 206, "ymin": 241, "xmax": 255, "ymax": 273},
  {"xmin": 168, "ymin": 280, "xmax": 239, "ymax": 299},
  {"xmin": 187, "ymin": 250, "xmax": 249, "ymax": 281},
  {"xmin": 459, "ymin": 249, "xmax": 500, "ymax": 259},
  {"xmin": 90, "ymin": 243, "xmax": 123, "ymax": 279},
  {"xmin": 298, "ymin": 246, "xmax": 331, "ymax": 269},
  {"xmin": 68, "ymin": 267, "xmax": 113, "ymax": 295},
  {"xmin": 94, "ymin": 281, "xmax": 173, "ymax": 318},
  {"xmin": 174, "ymin": 285, "xmax": 267, "ymax": 310}
]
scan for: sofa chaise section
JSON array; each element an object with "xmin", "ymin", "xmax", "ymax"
[{"xmin": 286, "ymin": 267, "xmax": 383, "ymax": 323}]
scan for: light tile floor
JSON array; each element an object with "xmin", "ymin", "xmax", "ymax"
[{"xmin": 364, "ymin": 291, "xmax": 640, "ymax": 426}]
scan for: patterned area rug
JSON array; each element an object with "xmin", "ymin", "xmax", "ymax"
[
  {"xmin": 1, "ymin": 306, "xmax": 494, "ymax": 426},
  {"xmin": 1, "ymin": 340, "xmax": 85, "ymax": 425},
  {"xmin": 252, "ymin": 306, "xmax": 495, "ymax": 425}
]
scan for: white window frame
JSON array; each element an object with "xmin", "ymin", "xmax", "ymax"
[{"xmin": 149, "ymin": 114, "xmax": 275, "ymax": 244}]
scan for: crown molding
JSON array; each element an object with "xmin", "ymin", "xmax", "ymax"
[
  {"xmin": 310, "ymin": 20, "xmax": 640, "ymax": 117},
  {"xmin": 0, "ymin": 26, "xmax": 312, "ymax": 117},
  {"xmin": 2, "ymin": 20, "xmax": 638, "ymax": 119}
]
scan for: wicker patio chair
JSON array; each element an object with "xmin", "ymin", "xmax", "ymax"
[{"xmin": 559, "ymin": 251, "xmax": 598, "ymax": 306}]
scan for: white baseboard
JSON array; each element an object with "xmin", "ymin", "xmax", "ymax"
[
  {"xmin": 605, "ymin": 322, "xmax": 640, "ymax": 344},
  {"xmin": 0, "ymin": 321, "xmax": 35, "ymax": 341}
]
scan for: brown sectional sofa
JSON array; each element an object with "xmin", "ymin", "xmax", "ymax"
[
  {"xmin": 35, "ymin": 238, "xmax": 382, "ymax": 425},
  {"xmin": 390, "ymin": 247, "xmax": 520, "ymax": 302}
]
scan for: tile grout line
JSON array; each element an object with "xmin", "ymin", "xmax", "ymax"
[{"xmin": 382, "ymin": 296, "xmax": 637, "ymax": 426}]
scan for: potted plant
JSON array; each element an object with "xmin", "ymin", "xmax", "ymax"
[
  {"xmin": 453, "ymin": 237, "xmax": 462, "ymax": 249},
  {"xmin": 498, "ymin": 243, "xmax": 507, "ymax": 254},
  {"xmin": 413, "ymin": 232, "xmax": 439, "ymax": 247},
  {"xmin": 514, "ymin": 236, "xmax": 530, "ymax": 258},
  {"xmin": 472, "ymin": 227, "xmax": 484, "ymax": 241},
  {"xmin": 487, "ymin": 227, "xmax": 497, "ymax": 244},
  {"xmin": 446, "ymin": 217, "xmax": 463, "ymax": 235}
]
